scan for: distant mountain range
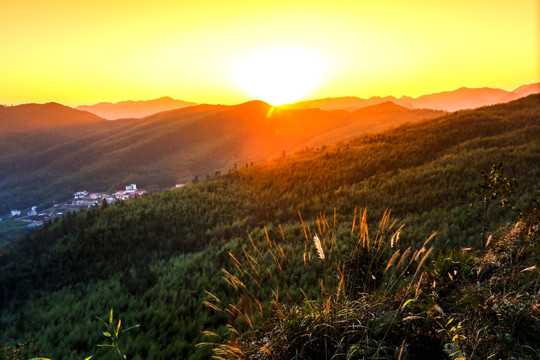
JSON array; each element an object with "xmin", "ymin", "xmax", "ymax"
[
  {"xmin": 72, "ymin": 83, "xmax": 539, "ymax": 119},
  {"xmin": 286, "ymin": 83, "xmax": 540, "ymax": 112},
  {"xmin": 0, "ymin": 100, "xmax": 445, "ymax": 213},
  {"xmin": 76, "ymin": 96, "xmax": 196, "ymax": 119}
]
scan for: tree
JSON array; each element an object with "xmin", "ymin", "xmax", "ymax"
[{"xmin": 470, "ymin": 162, "xmax": 515, "ymax": 243}]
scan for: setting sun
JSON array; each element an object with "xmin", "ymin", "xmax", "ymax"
[{"xmin": 230, "ymin": 46, "xmax": 328, "ymax": 105}]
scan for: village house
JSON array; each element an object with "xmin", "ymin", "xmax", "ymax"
[
  {"xmin": 74, "ymin": 191, "xmax": 88, "ymax": 199},
  {"xmin": 125, "ymin": 184, "xmax": 137, "ymax": 192},
  {"xmin": 28, "ymin": 206, "xmax": 38, "ymax": 216}
]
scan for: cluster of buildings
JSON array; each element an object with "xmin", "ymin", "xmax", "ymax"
[
  {"xmin": 72, "ymin": 184, "xmax": 147, "ymax": 206},
  {"xmin": 8, "ymin": 206, "xmax": 58, "ymax": 228},
  {"xmin": 7, "ymin": 184, "xmax": 149, "ymax": 228}
]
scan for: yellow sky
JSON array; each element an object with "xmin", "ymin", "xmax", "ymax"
[{"xmin": 1, "ymin": 0, "xmax": 538, "ymax": 106}]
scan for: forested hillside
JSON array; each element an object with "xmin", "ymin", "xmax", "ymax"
[
  {"xmin": 0, "ymin": 100, "xmax": 444, "ymax": 214},
  {"xmin": 0, "ymin": 95, "xmax": 538, "ymax": 359}
]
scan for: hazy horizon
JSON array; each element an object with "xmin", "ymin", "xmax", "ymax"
[
  {"xmin": 1, "ymin": 81, "xmax": 538, "ymax": 109},
  {"xmin": 1, "ymin": 0, "xmax": 538, "ymax": 107}
]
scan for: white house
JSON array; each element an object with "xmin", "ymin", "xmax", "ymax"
[
  {"xmin": 74, "ymin": 191, "xmax": 88, "ymax": 199},
  {"xmin": 10, "ymin": 210, "xmax": 21, "ymax": 216},
  {"xmin": 125, "ymin": 184, "xmax": 137, "ymax": 192}
]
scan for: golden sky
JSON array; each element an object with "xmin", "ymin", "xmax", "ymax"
[{"xmin": 1, "ymin": 0, "xmax": 538, "ymax": 106}]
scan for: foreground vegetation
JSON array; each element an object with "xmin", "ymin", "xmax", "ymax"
[
  {"xmin": 0, "ymin": 96, "xmax": 538, "ymax": 359},
  {"xmin": 208, "ymin": 208, "xmax": 539, "ymax": 359}
]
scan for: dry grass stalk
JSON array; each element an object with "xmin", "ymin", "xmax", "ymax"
[
  {"xmin": 422, "ymin": 232, "xmax": 437, "ymax": 248},
  {"xmin": 333, "ymin": 207, "xmax": 337, "ymax": 229},
  {"xmin": 412, "ymin": 246, "xmax": 433, "ymax": 282},
  {"xmin": 255, "ymin": 298, "xmax": 264, "ymax": 319},
  {"xmin": 229, "ymin": 252, "xmax": 245, "ymax": 274},
  {"xmin": 203, "ymin": 301, "xmax": 222, "ymax": 313},
  {"xmin": 415, "ymin": 272, "xmax": 424, "ymax": 298},
  {"xmin": 214, "ymin": 344, "xmax": 244, "ymax": 357},
  {"xmin": 247, "ymin": 260, "xmax": 260, "ymax": 277},
  {"xmin": 195, "ymin": 342, "xmax": 216, "ymax": 347},
  {"xmin": 209, "ymin": 355, "xmax": 226, "ymax": 360},
  {"xmin": 227, "ymin": 304, "xmax": 242, "ymax": 317},
  {"xmin": 385, "ymin": 250, "xmax": 402, "ymax": 273},
  {"xmin": 222, "ymin": 269, "xmax": 247, "ymax": 291},
  {"xmin": 267, "ymin": 247, "xmax": 283, "ymax": 271},
  {"xmin": 279, "ymin": 224, "xmax": 287, "ymax": 241},
  {"xmin": 264, "ymin": 226, "xmax": 273, "ymax": 248},
  {"xmin": 202, "ymin": 330, "xmax": 220, "ymax": 338},
  {"xmin": 242, "ymin": 247, "xmax": 259, "ymax": 266},
  {"xmin": 379, "ymin": 209, "xmax": 391, "ymax": 235},
  {"xmin": 414, "ymin": 247, "xmax": 426, "ymax": 261},
  {"xmin": 226, "ymin": 324, "xmax": 239, "ymax": 336},
  {"xmin": 259, "ymin": 345, "xmax": 271, "ymax": 356},
  {"xmin": 390, "ymin": 225, "xmax": 405, "ymax": 248},
  {"xmin": 397, "ymin": 247, "xmax": 412, "ymax": 267},
  {"xmin": 314, "ymin": 234, "xmax": 325, "ymax": 260},
  {"xmin": 336, "ymin": 267, "xmax": 345, "ymax": 299},
  {"xmin": 277, "ymin": 244, "xmax": 286, "ymax": 259},
  {"xmin": 521, "ymin": 265, "xmax": 536, "ymax": 272},
  {"xmin": 397, "ymin": 339, "xmax": 406, "ymax": 360},
  {"xmin": 359, "ymin": 208, "xmax": 369, "ymax": 249},
  {"xmin": 298, "ymin": 210, "xmax": 309, "ymax": 242},
  {"xmin": 375, "ymin": 210, "xmax": 394, "ymax": 252},
  {"xmin": 205, "ymin": 291, "xmax": 221, "ymax": 303},
  {"xmin": 352, "ymin": 206, "xmax": 358, "ymax": 233},
  {"xmin": 485, "ymin": 234, "xmax": 493, "ymax": 247},
  {"xmin": 325, "ymin": 295, "xmax": 331, "ymax": 313},
  {"xmin": 248, "ymin": 234, "xmax": 263, "ymax": 258}
]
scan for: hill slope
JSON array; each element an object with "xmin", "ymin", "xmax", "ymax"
[
  {"xmin": 0, "ymin": 101, "xmax": 445, "ymax": 214},
  {"xmin": 0, "ymin": 103, "xmax": 105, "ymax": 134},
  {"xmin": 0, "ymin": 95, "xmax": 538, "ymax": 359}
]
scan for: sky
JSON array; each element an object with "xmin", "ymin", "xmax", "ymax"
[{"xmin": 1, "ymin": 0, "xmax": 538, "ymax": 106}]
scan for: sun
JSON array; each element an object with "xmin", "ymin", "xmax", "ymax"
[{"xmin": 231, "ymin": 46, "xmax": 327, "ymax": 106}]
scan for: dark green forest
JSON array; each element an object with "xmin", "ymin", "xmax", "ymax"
[{"xmin": 0, "ymin": 95, "xmax": 539, "ymax": 359}]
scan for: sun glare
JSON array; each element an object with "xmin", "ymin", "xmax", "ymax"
[{"xmin": 231, "ymin": 46, "xmax": 327, "ymax": 106}]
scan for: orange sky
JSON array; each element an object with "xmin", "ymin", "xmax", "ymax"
[{"xmin": 1, "ymin": 0, "xmax": 538, "ymax": 106}]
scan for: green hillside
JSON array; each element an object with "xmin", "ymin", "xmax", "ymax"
[{"xmin": 0, "ymin": 95, "xmax": 538, "ymax": 359}]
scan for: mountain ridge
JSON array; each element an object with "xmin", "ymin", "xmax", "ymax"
[
  {"xmin": 76, "ymin": 97, "xmax": 196, "ymax": 120},
  {"xmin": 0, "ymin": 102, "xmax": 105, "ymax": 134},
  {"xmin": 285, "ymin": 82, "xmax": 540, "ymax": 112}
]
